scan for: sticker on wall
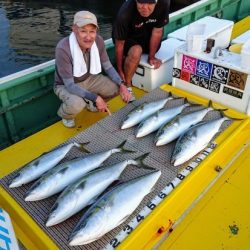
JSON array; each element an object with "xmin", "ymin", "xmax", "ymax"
[
  {"xmin": 227, "ymin": 69, "xmax": 247, "ymax": 90},
  {"xmin": 180, "ymin": 70, "xmax": 190, "ymax": 82},
  {"xmin": 211, "ymin": 64, "xmax": 229, "ymax": 84},
  {"xmin": 182, "ymin": 55, "xmax": 197, "ymax": 74},
  {"xmin": 172, "ymin": 68, "xmax": 181, "ymax": 78},
  {"xmin": 190, "ymin": 74, "xmax": 199, "ymax": 85},
  {"xmin": 209, "ymin": 80, "xmax": 221, "ymax": 93},
  {"xmin": 223, "ymin": 86, "xmax": 243, "ymax": 99},
  {"xmin": 196, "ymin": 59, "xmax": 213, "ymax": 79},
  {"xmin": 198, "ymin": 76, "xmax": 209, "ymax": 89}
]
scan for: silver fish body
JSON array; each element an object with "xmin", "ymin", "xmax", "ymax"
[
  {"xmin": 155, "ymin": 107, "xmax": 213, "ymax": 146},
  {"xmin": 171, "ymin": 117, "xmax": 230, "ymax": 166},
  {"xmin": 121, "ymin": 97, "xmax": 173, "ymax": 130},
  {"xmin": 24, "ymin": 145, "xmax": 126, "ymax": 201},
  {"xmin": 68, "ymin": 170, "xmax": 161, "ymax": 246},
  {"xmin": 46, "ymin": 158, "xmax": 144, "ymax": 226},
  {"xmin": 9, "ymin": 142, "xmax": 82, "ymax": 188},
  {"xmin": 135, "ymin": 102, "xmax": 190, "ymax": 138}
]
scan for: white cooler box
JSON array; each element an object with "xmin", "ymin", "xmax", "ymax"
[
  {"xmin": 168, "ymin": 16, "xmax": 234, "ymax": 49},
  {"xmin": 132, "ymin": 38, "xmax": 185, "ymax": 91}
]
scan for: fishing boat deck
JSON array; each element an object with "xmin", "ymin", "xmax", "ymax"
[{"xmin": 1, "ymin": 16, "xmax": 250, "ymax": 249}]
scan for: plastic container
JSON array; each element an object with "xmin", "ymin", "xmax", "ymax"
[
  {"xmin": 132, "ymin": 38, "xmax": 186, "ymax": 91},
  {"xmin": 186, "ymin": 23, "xmax": 205, "ymax": 52},
  {"xmin": 168, "ymin": 16, "xmax": 234, "ymax": 49},
  {"xmin": 241, "ymin": 39, "xmax": 250, "ymax": 70}
]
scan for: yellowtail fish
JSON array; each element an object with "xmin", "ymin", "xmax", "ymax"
[
  {"xmin": 135, "ymin": 100, "xmax": 189, "ymax": 138},
  {"xmin": 24, "ymin": 141, "xmax": 133, "ymax": 201},
  {"xmin": 121, "ymin": 95, "xmax": 174, "ymax": 129},
  {"xmin": 155, "ymin": 105, "xmax": 214, "ymax": 146},
  {"xmin": 171, "ymin": 117, "xmax": 230, "ymax": 166},
  {"xmin": 9, "ymin": 142, "xmax": 87, "ymax": 188},
  {"xmin": 46, "ymin": 153, "xmax": 152, "ymax": 226},
  {"xmin": 68, "ymin": 170, "xmax": 161, "ymax": 246}
]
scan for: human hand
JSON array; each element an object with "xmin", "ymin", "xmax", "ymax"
[
  {"xmin": 95, "ymin": 96, "xmax": 111, "ymax": 115},
  {"xmin": 148, "ymin": 57, "xmax": 162, "ymax": 69},
  {"xmin": 119, "ymin": 83, "xmax": 132, "ymax": 103}
]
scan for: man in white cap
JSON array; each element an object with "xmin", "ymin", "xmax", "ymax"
[
  {"xmin": 54, "ymin": 10, "xmax": 131, "ymax": 128},
  {"xmin": 112, "ymin": 0, "xmax": 170, "ymax": 100}
]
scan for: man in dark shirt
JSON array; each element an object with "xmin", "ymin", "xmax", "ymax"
[
  {"xmin": 112, "ymin": 0, "xmax": 170, "ymax": 99},
  {"xmin": 54, "ymin": 11, "xmax": 131, "ymax": 128}
]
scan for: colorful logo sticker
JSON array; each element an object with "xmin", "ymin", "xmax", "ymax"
[
  {"xmin": 180, "ymin": 70, "xmax": 190, "ymax": 82},
  {"xmin": 182, "ymin": 55, "xmax": 197, "ymax": 74},
  {"xmin": 190, "ymin": 74, "xmax": 199, "ymax": 86},
  {"xmin": 227, "ymin": 69, "xmax": 247, "ymax": 90},
  {"xmin": 196, "ymin": 59, "xmax": 213, "ymax": 79},
  {"xmin": 172, "ymin": 68, "xmax": 181, "ymax": 78},
  {"xmin": 199, "ymin": 76, "xmax": 209, "ymax": 89},
  {"xmin": 223, "ymin": 86, "xmax": 243, "ymax": 99},
  {"xmin": 209, "ymin": 81, "xmax": 221, "ymax": 93},
  {"xmin": 211, "ymin": 65, "xmax": 229, "ymax": 84}
]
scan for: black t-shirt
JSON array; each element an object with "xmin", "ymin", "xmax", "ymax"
[{"xmin": 112, "ymin": 0, "xmax": 170, "ymax": 48}]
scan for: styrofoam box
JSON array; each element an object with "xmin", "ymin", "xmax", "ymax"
[
  {"xmin": 168, "ymin": 16, "xmax": 234, "ymax": 49},
  {"xmin": 132, "ymin": 38, "xmax": 185, "ymax": 91}
]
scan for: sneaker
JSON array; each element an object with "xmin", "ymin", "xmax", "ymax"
[
  {"xmin": 84, "ymin": 99, "xmax": 98, "ymax": 112},
  {"xmin": 127, "ymin": 87, "xmax": 136, "ymax": 102},
  {"xmin": 62, "ymin": 118, "xmax": 75, "ymax": 128}
]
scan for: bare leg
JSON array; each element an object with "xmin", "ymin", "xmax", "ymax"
[{"xmin": 124, "ymin": 45, "xmax": 142, "ymax": 86}]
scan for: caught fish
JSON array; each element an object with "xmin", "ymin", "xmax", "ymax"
[
  {"xmin": 46, "ymin": 153, "xmax": 152, "ymax": 226},
  {"xmin": 24, "ymin": 141, "xmax": 133, "ymax": 201},
  {"xmin": 171, "ymin": 116, "xmax": 230, "ymax": 166},
  {"xmin": 68, "ymin": 170, "xmax": 161, "ymax": 246},
  {"xmin": 155, "ymin": 104, "xmax": 214, "ymax": 146},
  {"xmin": 9, "ymin": 142, "xmax": 86, "ymax": 188},
  {"xmin": 121, "ymin": 95, "xmax": 174, "ymax": 130},
  {"xmin": 135, "ymin": 100, "xmax": 190, "ymax": 138}
]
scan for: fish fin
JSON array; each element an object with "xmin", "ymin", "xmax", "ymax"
[
  {"xmin": 74, "ymin": 142, "xmax": 90, "ymax": 153},
  {"xmin": 183, "ymin": 97, "xmax": 189, "ymax": 104},
  {"xmin": 118, "ymin": 140, "xmax": 136, "ymax": 153},
  {"xmin": 133, "ymin": 153, "xmax": 155, "ymax": 170},
  {"xmin": 168, "ymin": 92, "xmax": 183, "ymax": 101}
]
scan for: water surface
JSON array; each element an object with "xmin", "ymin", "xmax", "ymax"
[{"xmin": 0, "ymin": 0, "xmax": 189, "ymax": 77}]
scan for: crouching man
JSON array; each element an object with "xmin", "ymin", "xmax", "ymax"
[{"xmin": 54, "ymin": 10, "xmax": 131, "ymax": 128}]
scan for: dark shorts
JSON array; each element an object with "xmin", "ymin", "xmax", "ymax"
[{"xmin": 123, "ymin": 38, "xmax": 161, "ymax": 56}]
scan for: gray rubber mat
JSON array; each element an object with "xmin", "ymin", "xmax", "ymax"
[{"xmin": 0, "ymin": 88, "xmax": 232, "ymax": 249}]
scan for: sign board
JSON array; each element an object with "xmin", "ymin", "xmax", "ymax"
[
  {"xmin": 0, "ymin": 208, "xmax": 19, "ymax": 250},
  {"xmin": 172, "ymin": 45, "xmax": 250, "ymax": 115}
]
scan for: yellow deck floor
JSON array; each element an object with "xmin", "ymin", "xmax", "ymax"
[
  {"xmin": 157, "ymin": 140, "xmax": 250, "ymax": 250},
  {"xmin": 1, "ymin": 16, "xmax": 250, "ymax": 250}
]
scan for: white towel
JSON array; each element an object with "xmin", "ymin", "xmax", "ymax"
[{"xmin": 69, "ymin": 32, "xmax": 102, "ymax": 77}]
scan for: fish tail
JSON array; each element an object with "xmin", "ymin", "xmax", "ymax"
[
  {"xmin": 219, "ymin": 111, "xmax": 243, "ymax": 121},
  {"xmin": 209, "ymin": 100, "xmax": 227, "ymax": 112},
  {"xmin": 133, "ymin": 153, "xmax": 155, "ymax": 170},
  {"xmin": 118, "ymin": 140, "xmax": 136, "ymax": 153}
]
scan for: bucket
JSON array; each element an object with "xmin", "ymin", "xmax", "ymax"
[{"xmin": 186, "ymin": 23, "xmax": 206, "ymax": 53}]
